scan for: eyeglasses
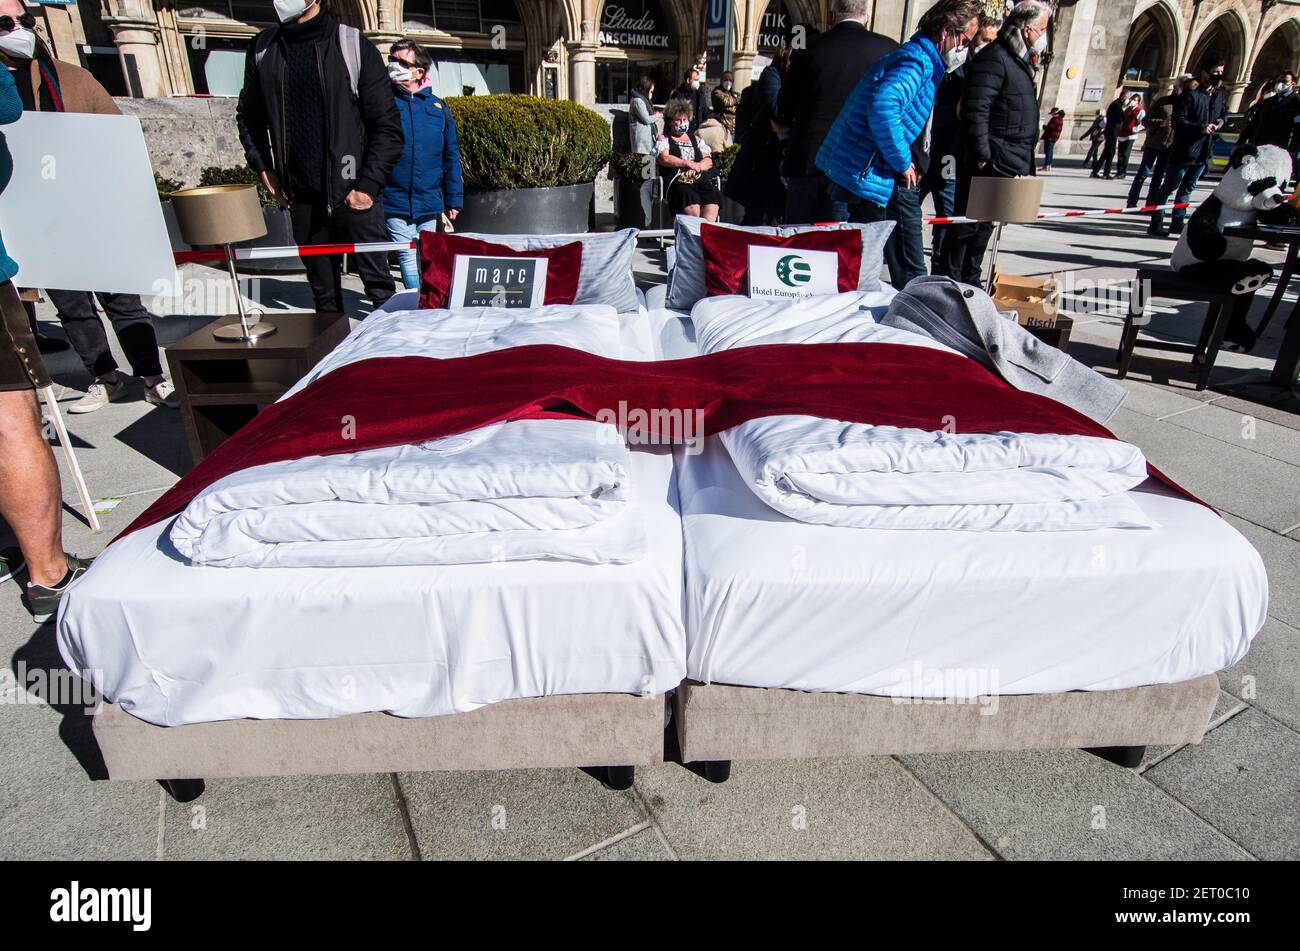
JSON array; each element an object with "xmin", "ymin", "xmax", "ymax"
[{"xmin": 0, "ymin": 13, "xmax": 36, "ymax": 33}]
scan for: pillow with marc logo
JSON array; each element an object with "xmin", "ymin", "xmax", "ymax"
[
  {"xmin": 699, "ymin": 223, "xmax": 863, "ymax": 299},
  {"xmin": 419, "ymin": 232, "xmax": 582, "ymax": 310}
]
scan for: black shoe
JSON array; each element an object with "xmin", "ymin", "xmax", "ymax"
[
  {"xmin": 1148, "ymin": 227, "xmax": 1170, "ymax": 237},
  {"xmin": 34, "ymin": 332, "xmax": 70, "ymax": 354},
  {"xmin": 0, "ymin": 546, "xmax": 25, "ymax": 584},
  {"xmin": 1169, "ymin": 222, "xmax": 1185, "ymax": 236},
  {"xmin": 24, "ymin": 554, "xmax": 93, "ymax": 624}
]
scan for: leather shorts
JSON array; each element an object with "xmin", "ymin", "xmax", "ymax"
[{"xmin": 0, "ymin": 280, "xmax": 49, "ymax": 391}]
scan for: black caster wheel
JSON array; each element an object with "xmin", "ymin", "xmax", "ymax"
[{"xmin": 158, "ymin": 778, "xmax": 206, "ymax": 803}]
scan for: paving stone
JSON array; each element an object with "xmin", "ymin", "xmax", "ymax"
[
  {"xmin": 1145, "ymin": 709, "xmax": 1300, "ymax": 860},
  {"xmin": 1223, "ymin": 515, "xmax": 1300, "ymax": 631},
  {"xmin": 901, "ymin": 748, "xmax": 1250, "ymax": 860},
  {"xmin": 576, "ymin": 826, "xmax": 672, "ymax": 861},
  {"xmin": 398, "ymin": 768, "xmax": 647, "ymax": 860},
  {"xmin": 1163, "ymin": 401, "xmax": 1300, "ymax": 468},
  {"xmin": 1219, "ymin": 618, "xmax": 1300, "ymax": 734},
  {"xmin": 1114, "ymin": 380, "xmax": 1218, "ymax": 419},
  {"xmin": 161, "ymin": 773, "xmax": 412, "ymax": 860},
  {"xmin": 1141, "ymin": 691, "xmax": 1248, "ymax": 769},
  {"xmin": 1107, "ymin": 407, "xmax": 1300, "ymax": 531},
  {"xmin": 0, "ymin": 701, "xmax": 159, "ymax": 860},
  {"xmin": 634, "ymin": 758, "xmax": 992, "ymax": 860}
]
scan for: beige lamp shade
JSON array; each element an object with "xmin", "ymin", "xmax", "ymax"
[
  {"xmin": 965, "ymin": 176, "xmax": 1044, "ymax": 224},
  {"xmin": 168, "ymin": 184, "xmax": 268, "ymax": 246}
]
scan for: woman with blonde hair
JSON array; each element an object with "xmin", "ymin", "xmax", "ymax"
[{"xmin": 655, "ymin": 99, "xmax": 722, "ymax": 220}]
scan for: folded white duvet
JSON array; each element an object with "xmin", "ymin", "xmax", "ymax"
[
  {"xmin": 169, "ymin": 304, "xmax": 647, "ymax": 567},
  {"xmin": 690, "ymin": 291, "xmax": 1153, "ymax": 531}
]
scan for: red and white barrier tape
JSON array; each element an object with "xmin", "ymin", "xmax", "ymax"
[{"xmin": 169, "ymin": 199, "xmax": 1199, "ymax": 264}]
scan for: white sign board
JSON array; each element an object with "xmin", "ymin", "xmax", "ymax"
[
  {"xmin": 0, "ymin": 111, "xmax": 177, "ymax": 295},
  {"xmin": 747, "ymin": 245, "xmax": 838, "ymax": 300}
]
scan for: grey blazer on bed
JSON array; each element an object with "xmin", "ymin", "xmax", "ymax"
[{"xmin": 881, "ymin": 276, "xmax": 1126, "ymax": 424}]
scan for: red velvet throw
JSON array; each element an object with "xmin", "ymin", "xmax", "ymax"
[{"xmin": 123, "ymin": 342, "xmax": 1200, "ymax": 538}]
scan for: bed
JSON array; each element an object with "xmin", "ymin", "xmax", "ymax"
[
  {"xmin": 640, "ymin": 271, "xmax": 1266, "ymax": 775},
  {"xmin": 59, "ymin": 282, "xmax": 687, "ymax": 798}
]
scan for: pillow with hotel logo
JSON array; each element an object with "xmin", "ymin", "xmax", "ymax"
[
  {"xmin": 448, "ymin": 228, "xmax": 640, "ymax": 313},
  {"xmin": 667, "ymin": 216, "xmax": 896, "ymax": 311},
  {"xmin": 699, "ymin": 223, "xmax": 863, "ymax": 299},
  {"xmin": 418, "ymin": 232, "xmax": 582, "ymax": 310}
]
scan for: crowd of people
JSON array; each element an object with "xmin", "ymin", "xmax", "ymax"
[{"xmin": 632, "ymin": 0, "xmax": 1299, "ymax": 275}]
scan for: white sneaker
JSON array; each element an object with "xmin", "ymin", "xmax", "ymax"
[
  {"xmin": 68, "ymin": 377, "xmax": 128, "ymax": 414},
  {"xmin": 144, "ymin": 379, "xmax": 179, "ymax": 408}
]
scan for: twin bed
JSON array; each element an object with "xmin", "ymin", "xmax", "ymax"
[{"xmin": 56, "ymin": 224, "xmax": 1268, "ymax": 801}]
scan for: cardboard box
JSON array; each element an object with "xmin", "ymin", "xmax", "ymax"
[{"xmin": 991, "ymin": 271, "xmax": 1062, "ymax": 328}]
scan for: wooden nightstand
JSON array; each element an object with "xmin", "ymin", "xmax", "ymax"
[{"xmin": 165, "ymin": 311, "xmax": 350, "ymax": 466}]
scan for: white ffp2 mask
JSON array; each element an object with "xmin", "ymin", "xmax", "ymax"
[
  {"xmin": 0, "ymin": 28, "xmax": 37, "ymax": 61},
  {"xmin": 273, "ymin": 0, "xmax": 316, "ymax": 23}
]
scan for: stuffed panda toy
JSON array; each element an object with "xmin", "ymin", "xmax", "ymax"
[{"xmin": 1171, "ymin": 143, "xmax": 1296, "ymax": 351}]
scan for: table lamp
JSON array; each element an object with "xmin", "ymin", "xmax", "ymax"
[
  {"xmin": 168, "ymin": 184, "xmax": 277, "ymax": 341},
  {"xmin": 965, "ymin": 176, "xmax": 1044, "ymax": 293}
]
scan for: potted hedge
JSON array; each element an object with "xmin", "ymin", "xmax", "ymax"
[
  {"xmin": 446, "ymin": 95, "xmax": 611, "ymax": 234},
  {"xmin": 155, "ymin": 172, "xmax": 188, "ymax": 252},
  {"xmin": 196, "ymin": 165, "xmax": 303, "ymax": 273},
  {"xmin": 610, "ymin": 152, "xmax": 654, "ymax": 230}
]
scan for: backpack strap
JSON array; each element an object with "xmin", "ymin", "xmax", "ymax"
[{"xmin": 338, "ymin": 23, "xmax": 361, "ymax": 99}]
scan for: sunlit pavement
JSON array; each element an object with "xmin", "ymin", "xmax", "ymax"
[{"xmin": 1, "ymin": 157, "xmax": 1296, "ymax": 859}]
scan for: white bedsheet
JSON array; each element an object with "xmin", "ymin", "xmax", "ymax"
[
  {"xmin": 678, "ymin": 436, "xmax": 1267, "ymax": 697},
  {"xmin": 57, "ymin": 308, "xmax": 686, "ymax": 726},
  {"xmin": 690, "ymin": 292, "xmax": 1153, "ymax": 531},
  {"xmin": 171, "ymin": 305, "xmax": 644, "ymax": 568}
]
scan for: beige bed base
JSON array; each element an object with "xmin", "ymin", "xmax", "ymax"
[
  {"xmin": 672, "ymin": 675, "xmax": 1220, "ymax": 763},
  {"xmin": 94, "ymin": 675, "xmax": 1219, "ymax": 787}
]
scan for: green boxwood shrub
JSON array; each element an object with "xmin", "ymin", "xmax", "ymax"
[
  {"xmin": 446, "ymin": 95, "xmax": 611, "ymax": 191},
  {"xmin": 198, "ymin": 165, "xmax": 278, "ymax": 208},
  {"xmin": 711, "ymin": 144, "xmax": 740, "ymax": 183}
]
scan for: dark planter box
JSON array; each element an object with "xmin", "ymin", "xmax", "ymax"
[
  {"xmin": 457, "ymin": 182, "xmax": 595, "ymax": 235},
  {"xmin": 719, "ymin": 194, "xmax": 745, "ymax": 224},
  {"xmin": 614, "ymin": 176, "xmax": 654, "ymax": 230},
  {"xmin": 234, "ymin": 207, "xmax": 304, "ymax": 274}
]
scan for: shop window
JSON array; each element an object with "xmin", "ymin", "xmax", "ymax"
[
  {"xmin": 403, "ymin": 0, "xmax": 523, "ymax": 37},
  {"xmin": 596, "ymin": 58, "xmax": 676, "ymax": 105},
  {"xmin": 186, "ymin": 36, "xmax": 254, "ymax": 96},
  {"xmin": 177, "ymin": 1, "xmax": 275, "ymax": 21}
]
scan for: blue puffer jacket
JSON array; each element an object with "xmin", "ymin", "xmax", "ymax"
[
  {"xmin": 382, "ymin": 86, "xmax": 464, "ymax": 223},
  {"xmin": 817, "ymin": 35, "xmax": 945, "ymax": 207}
]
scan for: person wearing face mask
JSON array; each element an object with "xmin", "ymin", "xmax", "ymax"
[
  {"xmin": 1243, "ymin": 70, "xmax": 1299, "ymax": 155},
  {"xmin": 711, "ymin": 70, "xmax": 740, "ymax": 136},
  {"xmin": 236, "ymin": 0, "xmax": 403, "ymax": 313},
  {"xmin": 1091, "ymin": 93, "xmax": 1126, "ymax": 179},
  {"xmin": 654, "ymin": 100, "xmax": 722, "ymax": 221},
  {"xmin": 380, "ymin": 40, "xmax": 462, "ymax": 291},
  {"xmin": 1147, "ymin": 57, "xmax": 1230, "ymax": 236},
  {"xmin": 1115, "ymin": 93, "xmax": 1146, "ymax": 178},
  {"xmin": 672, "ymin": 67, "xmax": 711, "ymax": 134},
  {"xmin": 0, "ymin": 1, "xmax": 179, "ymax": 413},
  {"xmin": 1126, "ymin": 75, "xmax": 1187, "ymax": 208},
  {"xmin": 937, "ymin": 0, "xmax": 1051, "ymax": 285},
  {"xmin": 818, "ymin": 0, "xmax": 982, "ymax": 284}
]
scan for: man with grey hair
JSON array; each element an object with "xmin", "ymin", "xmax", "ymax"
[
  {"xmin": 938, "ymin": 0, "xmax": 1051, "ymax": 283},
  {"xmin": 775, "ymin": 0, "xmax": 897, "ymax": 223}
]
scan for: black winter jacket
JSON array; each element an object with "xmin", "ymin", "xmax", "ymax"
[
  {"xmin": 960, "ymin": 36, "xmax": 1040, "ymax": 176},
  {"xmin": 1168, "ymin": 85, "xmax": 1228, "ymax": 165},
  {"xmin": 236, "ymin": 13, "xmax": 403, "ymax": 210},
  {"xmin": 776, "ymin": 21, "xmax": 897, "ymax": 177}
]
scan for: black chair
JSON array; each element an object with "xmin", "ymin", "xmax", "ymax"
[
  {"xmin": 1118, "ymin": 266, "xmax": 1253, "ymax": 391},
  {"xmin": 1254, "ymin": 241, "xmax": 1297, "ymax": 339}
]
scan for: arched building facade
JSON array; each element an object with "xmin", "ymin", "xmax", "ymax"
[{"xmin": 23, "ymin": 0, "xmax": 1300, "ymax": 133}]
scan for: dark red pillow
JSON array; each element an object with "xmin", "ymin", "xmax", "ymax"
[
  {"xmin": 699, "ymin": 223, "xmax": 863, "ymax": 297},
  {"xmin": 418, "ymin": 232, "xmax": 584, "ymax": 309}
]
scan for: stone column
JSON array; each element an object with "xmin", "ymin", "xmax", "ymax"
[
  {"xmin": 730, "ymin": 48, "xmax": 756, "ymax": 90},
  {"xmin": 100, "ymin": 2, "xmax": 171, "ymax": 97},
  {"xmin": 568, "ymin": 34, "xmax": 599, "ymax": 106},
  {"xmin": 1225, "ymin": 81, "xmax": 1248, "ymax": 113}
]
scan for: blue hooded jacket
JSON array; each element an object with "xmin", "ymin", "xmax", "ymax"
[
  {"xmin": 382, "ymin": 86, "xmax": 464, "ymax": 223},
  {"xmin": 817, "ymin": 34, "xmax": 946, "ymax": 207}
]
